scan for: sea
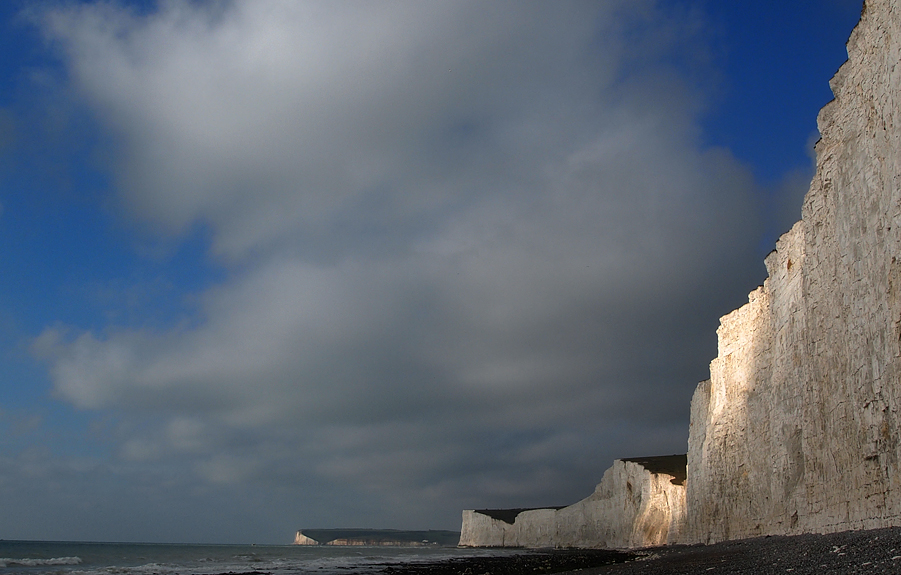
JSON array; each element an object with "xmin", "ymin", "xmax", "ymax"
[{"xmin": 0, "ymin": 540, "xmax": 519, "ymax": 575}]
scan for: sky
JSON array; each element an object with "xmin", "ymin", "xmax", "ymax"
[{"xmin": 0, "ymin": 0, "xmax": 863, "ymax": 544}]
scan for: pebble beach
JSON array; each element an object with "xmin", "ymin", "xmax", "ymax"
[{"xmin": 376, "ymin": 527, "xmax": 901, "ymax": 575}]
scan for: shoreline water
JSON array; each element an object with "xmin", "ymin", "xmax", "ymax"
[{"xmin": 0, "ymin": 541, "xmax": 536, "ymax": 575}]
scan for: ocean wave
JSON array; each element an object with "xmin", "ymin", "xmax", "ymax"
[{"xmin": 0, "ymin": 556, "xmax": 83, "ymax": 567}]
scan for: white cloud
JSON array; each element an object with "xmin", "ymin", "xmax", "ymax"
[
  {"xmin": 31, "ymin": 0, "xmax": 768, "ymax": 532},
  {"xmin": 40, "ymin": 0, "xmax": 695, "ymax": 261}
]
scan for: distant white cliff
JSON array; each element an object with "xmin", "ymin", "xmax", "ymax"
[
  {"xmin": 294, "ymin": 529, "xmax": 460, "ymax": 547},
  {"xmin": 293, "ymin": 532, "xmax": 320, "ymax": 545}
]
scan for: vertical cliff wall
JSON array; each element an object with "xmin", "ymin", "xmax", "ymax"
[
  {"xmin": 459, "ymin": 456, "xmax": 685, "ymax": 549},
  {"xmin": 685, "ymin": 0, "xmax": 901, "ymax": 543}
]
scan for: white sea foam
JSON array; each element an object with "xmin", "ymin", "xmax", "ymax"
[
  {"xmin": 0, "ymin": 556, "xmax": 82, "ymax": 567},
  {"xmin": 0, "ymin": 542, "xmax": 508, "ymax": 575}
]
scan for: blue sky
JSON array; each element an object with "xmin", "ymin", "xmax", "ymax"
[{"xmin": 0, "ymin": 0, "xmax": 862, "ymax": 543}]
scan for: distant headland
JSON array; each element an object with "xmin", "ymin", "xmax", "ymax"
[{"xmin": 293, "ymin": 529, "xmax": 461, "ymax": 546}]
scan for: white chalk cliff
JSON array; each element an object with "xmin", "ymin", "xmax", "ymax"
[
  {"xmin": 685, "ymin": 0, "xmax": 901, "ymax": 543},
  {"xmin": 461, "ymin": 0, "xmax": 901, "ymax": 548},
  {"xmin": 459, "ymin": 456, "xmax": 686, "ymax": 548}
]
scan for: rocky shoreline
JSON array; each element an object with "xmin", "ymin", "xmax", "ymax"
[
  {"xmin": 375, "ymin": 526, "xmax": 901, "ymax": 575},
  {"xmin": 378, "ymin": 549, "xmax": 634, "ymax": 575}
]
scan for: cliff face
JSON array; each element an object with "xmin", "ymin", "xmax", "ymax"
[
  {"xmin": 685, "ymin": 0, "xmax": 901, "ymax": 543},
  {"xmin": 294, "ymin": 531, "xmax": 320, "ymax": 545},
  {"xmin": 459, "ymin": 457, "xmax": 685, "ymax": 549}
]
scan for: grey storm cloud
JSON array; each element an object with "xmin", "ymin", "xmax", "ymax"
[{"xmin": 29, "ymin": 0, "xmax": 769, "ymax": 538}]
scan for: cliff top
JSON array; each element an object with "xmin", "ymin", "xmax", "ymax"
[
  {"xmin": 621, "ymin": 454, "xmax": 687, "ymax": 485},
  {"xmin": 473, "ymin": 507, "xmax": 568, "ymax": 525}
]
